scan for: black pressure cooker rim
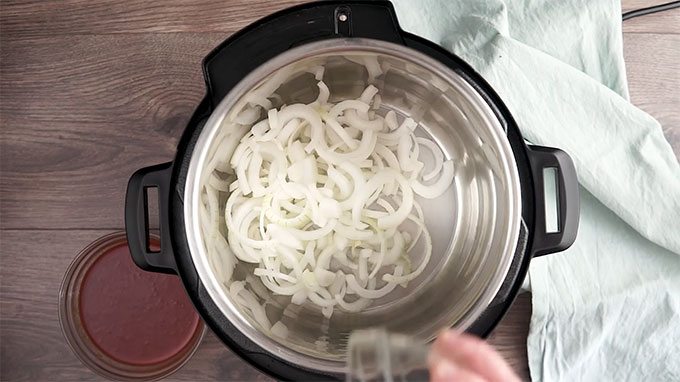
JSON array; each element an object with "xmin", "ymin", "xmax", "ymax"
[
  {"xmin": 124, "ymin": 1, "xmax": 578, "ymax": 380},
  {"xmin": 171, "ymin": 35, "xmax": 535, "ymax": 382}
]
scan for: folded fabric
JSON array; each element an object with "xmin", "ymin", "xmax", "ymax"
[{"xmin": 391, "ymin": 0, "xmax": 680, "ymax": 380}]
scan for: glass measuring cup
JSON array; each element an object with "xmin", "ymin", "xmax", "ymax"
[{"xmin": 347, "ymin": 328, "xmax": 433, "ymax": 382}]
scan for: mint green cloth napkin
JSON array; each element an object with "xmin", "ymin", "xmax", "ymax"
[{"xmin": 391, "ymin": 0, "xmax": 680, "ymax": 380}]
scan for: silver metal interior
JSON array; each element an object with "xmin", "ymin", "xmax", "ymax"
[{"xmin": 184, "ymin": 39, "xmax": 522, "ymax": 373}]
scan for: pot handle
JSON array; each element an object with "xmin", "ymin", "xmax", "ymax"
[
  {"xmin": 125, "ymin": 162, "xmax": 178, "ymax": 274},
  {"xmin": 527, "ymin": 145, "xmax": 580, "ymax": 257},
  {"xmin": 202, "ymin": 1, "xmax": 404, "ymax": 107}
]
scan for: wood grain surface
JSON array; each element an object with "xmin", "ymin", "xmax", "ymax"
[{"xmin": 1, "ymin": 1, "xmax": 678, "ymax": 381}]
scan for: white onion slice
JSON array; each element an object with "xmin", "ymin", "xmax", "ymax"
[
  {"xmin": 201, "ymin": 77, "xmax": 456, "ymax": 319},
  {"xmin": 417, "ymin": 137, "xmax": 445, "ymax": 182},
  {"xmin": 411, "ymin": 160, "xmax": 455, "ymax": 199}
]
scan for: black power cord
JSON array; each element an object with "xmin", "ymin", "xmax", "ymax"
[{"xmin": 622, "ymin": 1, "xmax": 680, "ymax": 20}]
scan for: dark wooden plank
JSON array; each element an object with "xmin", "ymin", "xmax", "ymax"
[
  {"xmin": 0, "ymin": 33, "xmax": 221, "ymax": 229},
  {"xmin": 0, "ymin": 229, "xmax": 531, "ymax": 381},
  {"xmin": 623, "ymin": 33, "xmax": 680, "ymax": 160},
  {"xmin": 488, "ymin": 293, "xmax": 532, "ymax": 381},
  {"xmin": 0, "ymin": 0, "xmax": 307, "ymax": 38},
  {"xmin": 0, "ymin": 33, "xmax": 215, "ymax": 122}
]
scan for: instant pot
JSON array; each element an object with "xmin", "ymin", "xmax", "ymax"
[{"xmin": 125, "ymin": 1, "xmax": 579, "ymax": 380}]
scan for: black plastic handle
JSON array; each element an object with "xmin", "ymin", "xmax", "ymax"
[
  {"xmin": 527, "ymin": 145, "xmax": 580, "ymax": 257},
  {"xmin": 202, "ymin": 0, "xmax": 404, "ymax": 107},
  {"xmin": 125, "ymin": 162, "xmax": 177, "ymax": 274}
]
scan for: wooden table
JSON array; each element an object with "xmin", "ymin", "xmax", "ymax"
[{"xmin": 1, "ymin": 1, "xmax": 678, "ymax": 380}]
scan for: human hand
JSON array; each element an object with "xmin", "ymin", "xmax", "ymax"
[{"xmin": 428, "ymin": 330, "xmax": 521, "ymax": 382}]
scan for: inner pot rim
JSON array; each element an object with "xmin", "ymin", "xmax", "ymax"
[{"xmin": 182, "ymin": 38, "xmax": 523, "ymax": 373}]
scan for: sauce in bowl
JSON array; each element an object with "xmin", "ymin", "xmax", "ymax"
[
  {"xmin": 59, "ymin": 232, "xmax": 204, "ymax": 380},
  {"xmin": 79, "ymin": 242, "xmax": 200, "ymax": 365}
]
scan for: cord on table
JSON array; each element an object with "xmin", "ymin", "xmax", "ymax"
[{"xmin": 622, "ymin": 1, "xmax": 680, "ymax": 21}]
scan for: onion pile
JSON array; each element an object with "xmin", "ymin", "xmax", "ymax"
[{"xmin": 199, "ymin": 74, "xmax": 454, "ymax": 327}]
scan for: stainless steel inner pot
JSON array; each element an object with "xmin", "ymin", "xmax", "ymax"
[{"xmin": 183, "ymin": 39, "xmax": 522, "ymax": 373}]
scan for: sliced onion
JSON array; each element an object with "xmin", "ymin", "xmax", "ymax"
[
  {"xmin": 200, "ymin": 77, "xmax": 456, "ymax": 319},
  {"xmin": 254, "ymin": 268, "xmax": 297, "ymax": 283},
  {"xmin": 345, "ymin": 266, "xmax": 403, "ymax": 299},
  {"xmin": 378, "ymin": 117, "xmax": 416, "ymax": 143},
  {"xmin": 234, "ymin": 107, "xmax": 260, "ymax": 125},
  {"xmin": 383, "ymin": 216, "xmax": 431, "ymax": 284},
  {"xmin": 417, "ymin": 137, "xmax": 445, "ymax": 181},
  {"xmin": 359, "ymin": 85, "xmax": 379, "ymax": 104},
  {"xmin": 344, "ymin": 109, "xmax": 383, "ymax": 131},
  {"xmin": 411, "ymin": 160, "xmax": 455, "ymax": 199},
  {"xmin": 271, "ymin": 321, "xmax": 289, "ymax": 338}
]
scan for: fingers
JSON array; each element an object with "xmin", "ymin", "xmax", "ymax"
[
  {"xmin": 430, "ymin": 359, "xmax": 487, "ymax": 382},
  {"xmin": 430, "ymin": 330, "xmax": 521, "ymax": 382}
]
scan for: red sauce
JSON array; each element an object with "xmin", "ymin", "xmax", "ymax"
[{"xmin": 78, "ymin": 243, "xmax": 200, "ymax": 366}]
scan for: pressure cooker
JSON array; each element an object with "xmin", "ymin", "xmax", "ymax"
[{"xmin": 125, "ymin": 1, "xmax": 579, "ymax": 380}]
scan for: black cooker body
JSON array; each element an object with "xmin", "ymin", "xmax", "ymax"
[{"xmin": 125, "ymin": 2, "xmax": 579, "ymax": 380}]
